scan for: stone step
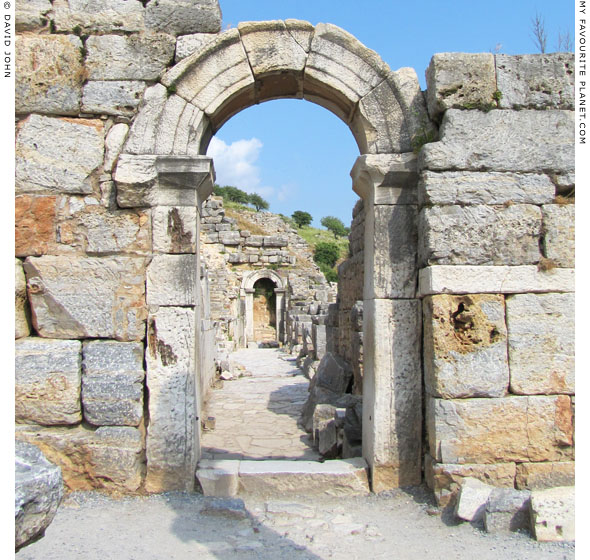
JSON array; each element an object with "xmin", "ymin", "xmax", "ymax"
[{"xmin": 196, "ymin": 458, "xmax": 370, "ymax": 498}]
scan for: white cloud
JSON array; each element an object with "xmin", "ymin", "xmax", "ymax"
[{"xmin": 207, "ymin": 136, "xmax": 265, "ymax": 192}]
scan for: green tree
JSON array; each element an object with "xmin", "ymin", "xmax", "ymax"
[
  {"xmin": 248, "ymin": 193, "xmax": 269, "ymax": 211},
  {"xmin": 292, "ymin": 210, "xmax": 313, "ymax": 228},
  {"xmin": 321, "ymin": 216, "xmax": 348, "ymax": 238},
  {"xmin": 314, "ymin": 241, "xmax": 340, "ymax": 268},
  {"xmin": 222, "ymin": 185, "xmax": 250, "ymax": 204},
  {"xmin": 318, "ymin": 262, "xmax": 338, "ymax": 283}
]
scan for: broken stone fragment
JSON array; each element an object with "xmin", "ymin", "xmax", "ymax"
[
  {"xmin": 529, "ymin": 486, "xmax": 575, "ymax": 542},
  {"xmin": 483, "ymin": 488, "xmax": 531, "ymax": 534},
  {"xmin": 15, "ymin": 260, "xmax": 30, "ymax": 339},
  {"xmin": 454, "ymin": 477, "xmax": 494, "ymax": 522}
]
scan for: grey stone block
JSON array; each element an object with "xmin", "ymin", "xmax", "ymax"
[
  {"xmin": 82, "ymin": 81, "xmax": 147, "ymax": 117},
  {"xmin": 147, "ymin": 254, "xmax": 196, "ymax": 306},
  {"xmin": 455, "ymin": 477, "xmax": 494, "ymax": 522},
  {"xmin": 542, "ymin": 204, "xmax": 575, "ymax": 268},
  {"xmin": 53, "ymin": 0, "xmax": 145, "ymax": 33},
  {"xmin": 484, "ymin": 488, "xmax": 531, "ymax": 533},
  {"xmin": 146, "ymin": 0, "xmax": 221, "ymax": 35}
]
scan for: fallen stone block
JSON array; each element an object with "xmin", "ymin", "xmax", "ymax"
[
  {"xmin": 530, "ymin": 486, "xmax": 575, "ymax": 542},
  {"xmin": 484, "ymin": 488, "xmax": 531, "ymax": 534},
  {"xmin": 196, "ymin": 460, "xmax": 239, "ymax": 498},
  {"xmin": 15, "ymin": 441, "xmax": 63, "ymax": 550},
  {"xmin": 455, "ymin": 477, "xmax": 494, "ymax": 522}
]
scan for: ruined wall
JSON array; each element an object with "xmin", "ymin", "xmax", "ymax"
[{"xmin": 419, "ymin": 53, "xmax": 575, "ymax": 506}]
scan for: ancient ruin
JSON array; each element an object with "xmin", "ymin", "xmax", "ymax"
[{"xmin": 15, "ymin": 0, "xmax": 574, "ymax": 534}]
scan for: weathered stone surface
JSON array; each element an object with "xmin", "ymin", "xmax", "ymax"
[
  {"xmin": 418, "ymin": 265, "xmax": 575, "ymax": 297},
  {"xmin": 363, "ymin": 299, "xmax": 422, "ymax": 488},
  {"xmin": 16, "ymin": 425, "xmax": 143, "ymax": 492},
  {"xmin": 313, "ymin": 352, "xmax": 352, "ymax": 394},
  {"xmin": 82, "ymin": 341, "xmax": 145, "ymax": 427},
  {"xmin": 418, "ymin": 171, "xmax": 555, "ymax": 206},
  {"xmin": 455, "ymin": 477, "xmax": 494, "ymax": 522},
  {"xmin": 24, "ymin": 256, "xmax": 147, "ymax": 341},
  {"xmin": 424, "ymin": 455, "xmax": 516, "ymax": 508},
  {"xmin": 162, "ymin": 29, "xmax": 255, "ymax": 120},
  {"xmin": 153, "ymin": 206, "xmax": 197, "ymax": 253},
  {"xmin": 419, "ymin": 204, "xmax": 542, "ymax": 266},
  {"xmin": 542, "ymin": 204, "xmax": 575, "ymax": 268},
  {"xmin": 484, "ymin": 488, "xmax": 531, "ymax": 533},
  {"xmin": 104, "ymin": 123, "xmax": 129, "ymax": 172},
  {"xmin": 425, "ymin": 53, "xmax": 497, "ymax": 119},
  {"xmin": 496, "ymin": 54, "xmax": 575, "ymax": 110},
  {"xmin": 124, "ymin": 84, "xmax": 206, "ymax": 156},
  {"xmin": 423, "ymin": 294, "xmax": 509, "ymax": 398},
  {"xmin": 219, "ymin": 231, "xmax": 242, "ymax": 246},
  {"xmin": 506, "ymin": 293, "xmax": 574, "ymax": 395},
  {"xmin": 16, "ymin": 260, "xmax": 30, "ymax": 339},
  {"xmin": 16, "ymin": 34, "xmax": 84, "ymax": 115},
  {"xmin": 427, "ymin": 395, "xmax": 574, "ymax": 464},
  {"xmin": 15, "ymin": 338, "xmax": 82, "ymax": 426},
  {"xmin": 176, "ymin": 33, "xmax": 218, "ymax": 61},
  {"xmin": 239, "ymin": 20, "xmax": 307, "ymax": 78},
  {"xmin": 114, "ymin": 154, "xmax": 158, "ymax": 207},
  {"xmin": 147, "ymin": 254, "xmax": 196, "ymax": 306},
  {"xmin": 53, "ymin": 0, "xmax": 145, "ymax": 33},
  {"xmin": 82, "ymin": 81, "xmax": 147, "ymax": 117},
  {"xmin": 15, "ymin": 196, "xmax": 58, "ymax": 257},
  {"xmin": 15, "ymin": 441, "xmax": 63, "ymax": 550},
  {"xmin": 197, "ymin": 460, "xmax": 239, "ymax": 497},
  {"xmin": 420, "ymin": 109, "xmax": 574, "ymax": 174},
  {"xmin": 145, "ymin": 0, "xmax": 221, "ymax": 35},
  {"xmin": 530, "ymin": 486, "xmax": 575, "ymax": 542},
  {"xmin": 16, "ymin": 115, "xmax": 104, "ymax": 195},
  {"xmin": 238, "ymin": 459, "xmax": 370, "ymax": 497},
  {"xmin": 16, "ymin": 0, "xmax": 52, "ymax": 31},
  {"xmin": 515, "ymin": 462, "xmax": 575, "ymax": 490},
  {"xmin": 86, "ymin": 34, "xmax": 176, "ymax": 81},
  {"xmin": 145, "ymin": 307, "xmax": 196, "ymax": 492}
]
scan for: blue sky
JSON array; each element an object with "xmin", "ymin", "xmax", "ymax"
[{"xmin": 207, "ymin": 0, "xmax": 575, "ymax": 228}]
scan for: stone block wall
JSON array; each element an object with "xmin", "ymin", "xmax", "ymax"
[
  {"xmin": 14, "ymin": 0, "xmax": 222, "ymax": 493},
  {"xmin": 420, "ymin": 53, "xmax": 575, "ymax": 506}
]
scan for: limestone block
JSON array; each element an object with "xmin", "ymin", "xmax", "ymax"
[
  {"xmin": 484, "ymin": 488, "xmax": 531, "ymax": 533},
  {"xmin": 238, "ymin": 459, "xmax": 370, "ymax": 497},
  {"xmin": 15, "ymin": 441, "xmax": 63, "ymax": 550},
  {"xmin": 285, "ymin": 19, "xmax": 315, "ymax": 53},
  {"xmin": 301, "ymin": 387, "xmax": 360, "ymax": 433},
  {"xmin": 196, "ymin": 460, "xmax": 239, "ymax": 497},
  {"xmin": 424, "ymin": 455, "xmax": 516, "ymax": 508},
  {"xmin": 427, "ymin": 395, "xmax": 574, "ymax": 464},
  {"xmin": 153, "ymin": 206, "xmax": 197, "ymax": 253},
  {"xmin": 515, "ymin": 462, "xmax": 575, "ymax": 490},
  {"xmin": 15, "ymin": 196, "xmax": 57, "ymax": 257},
  {"xmin": 263, "ymin": 235, "xmax": 288, "ymax": 247},
  {"xmin": 16, "ymin": 115, "xmax": 104, "ymax": 195},
  {"xmin": 367, "ymin": 205, "xmax": 418, "ymax": 298},
  {"xmin": 219, "ymin": 231, "xmax": 242, "ymax": 245},
  {"xmin": 420, "ymin": 109, "xmax": 574, "ymax": 174},
  {"xmin": 15, "ymin": 260, "xmax": 30, "ymax": 339},
  {"xmin": 425, "ymin": 53, "xmax": 497, "ymax": 119},
  {"xmin": 542, "ymin": 204, "xmax": 575, "ymax": 268},
  {"xmin": 104, "ymin": 123, "xmax": 129, "ymax": 172},
  {"xmin": 124, "ymin": 84, "xmax": 206, "ymax": 156},
  {"xmin": 86, "ymin": 34, "xmax": 176, "ymax": 81},
  {"xmin": 162, "ymin": 29, "xmax": 255, "ymax": 120},
  {"xmin": 238, "ymin": 20, "xmax": 307, "ymax": 79},
  {"xmin": 418, "ymin": 171, "xmax": 555, "ymax": 206},
  {"xmin": 418, "ymin": 265, "xmax": 575, "ymax": 297},
  {"xmin": 15, "ymin": 338, "xmax": 82, "ymax": 426},
  {"xmin": 530, "ymin": 486, "xmax": 575, "ymax": 542},
  {"xmin": 423, "ymin": 294, "xmax": 509, "ymax": 398},
  {"xmin": 16, "ymin": 425, "xmax": 143, "ymax": 492},
  {"xmin": 176, "ymin": 33, "xmax": 217, "ymax": 61},
  {"xmin": 312, "ymin": 323, "xmax": 327, "ymax": 361},
  {"xmin": 496, "ymin": 54, "xmax": 575, "ymax": 110},
  {"xmin": 145, "ymin": 0, "xmax": 221, "ymax": 35},
  {"xmin": 314, "ymin": 352, "xmax": 353, "ymax": 394},
  {"xmin": 16, "ymin": 0, "xmax": 52, "ymax": 32},
  {"xmin": 506, "ymin": 293, "xmax": 574, "ymax": 395},
  {"xmin": 147, "ymin": 254, "xmax": 196, "ymax": 306},
  {"xmin": 114, "ymin": 154, "xmax": 158, "ymax": 207},
  {"xmin": 418, "ymin": 204, "xmax": 542, "ymax": 266},
  {"xmin": 312, "ymin": 404, "xmax": 336, "ymax": 445},
  {"xmin": 24, "ymin": 256, "xmax": 147, "ymax": 341},
  {"xmin": 16, "ymin": 34, "xmax": 84, "ymax": 115},
  {"xmin": 59, "ymin": 204, "xmax": 151, "ymax": 254},
  {"xmin": 145, "ymin": 307, "xmax": 196, "ymax": 492},
  {"xmin": 455, "ymin": 477, "xmax": 494, "ymax": 522},
  {"xmin": 82, "ymin": 341, "xmax": 144, "ymax": 427},
  {"xmin": 53, "ymin": 0, "xmax": 145, "ymax": 33},
  {"xmin": 82, "ymin": 81, "xmax": 147, "ymax": 117}
]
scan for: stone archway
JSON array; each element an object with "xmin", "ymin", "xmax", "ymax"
[{"xmin": 116, "ymin": 20, "xmax": 433, "ymax": 492}]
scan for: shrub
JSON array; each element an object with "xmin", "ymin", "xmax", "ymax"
[{"xmin": 314, "ymin": 242, "xmax": 340, "ymax": 268}]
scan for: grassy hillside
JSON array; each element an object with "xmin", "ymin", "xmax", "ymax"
[{"xmin": 296, "ymin": 226, "xmax": 350, "ymax": 265}]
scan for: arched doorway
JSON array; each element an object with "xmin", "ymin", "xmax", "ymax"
[{"xmin": 119, "ymin": 20, "xmax": 432, "ymax": 492}]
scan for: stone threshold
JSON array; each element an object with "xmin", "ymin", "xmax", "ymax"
[{"xmin": 196, "ymin": 458, "xmax": 370, "ymax": 498}]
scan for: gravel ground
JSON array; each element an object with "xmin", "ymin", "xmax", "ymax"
[{"xmin": 17, "ymin": 487, "xmax": 574, "ymax": 559}]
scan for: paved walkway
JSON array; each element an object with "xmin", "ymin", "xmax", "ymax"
[{"xmin": 200, "ymin": 348, "xmax": 319, "ymax": 461}]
